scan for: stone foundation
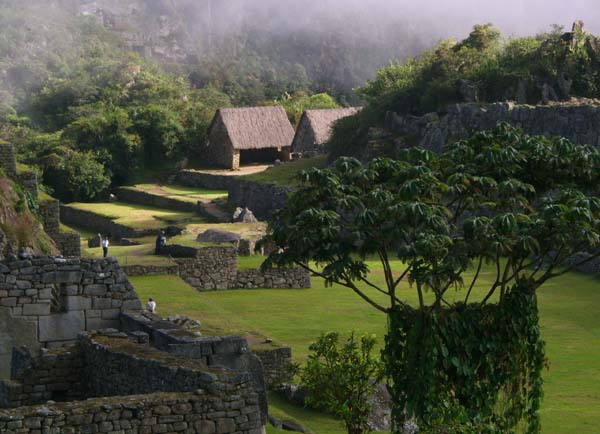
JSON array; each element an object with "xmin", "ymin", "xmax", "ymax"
[{"xmin": 0, "ymin": 391, "xmax": 262, "ymax": 434}]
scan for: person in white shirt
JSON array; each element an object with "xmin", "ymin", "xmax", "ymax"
[
  {"xmin": 101, "ymin": 235, "xmax": 109, "ymax": 258},
  {"xmin": 147, "ymin": 298, "xmax": 157, "ymax": 313}
]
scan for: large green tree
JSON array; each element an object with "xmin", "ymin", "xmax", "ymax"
[{"xmin": 264, "ymin": 124, "xmax": 600, "ymax": 432}]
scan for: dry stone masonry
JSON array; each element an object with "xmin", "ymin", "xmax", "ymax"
[
  {"xmin": 385, "ymin": 99, "xmax": 600, "ymax": 153},
  {"xmin": 163, "ymin": 244, "xmax": 310, "ymax": 290},
  {"xmin": 0, "ymin": 143, "xmax": 17, "ymax": 178},
  {"xmin": 0, "ymin": 256, "xmax": 141, "ymax": 378},
  {"xmin": 0, "ymin": 331, "xmax": 263, "ymax": 434}
]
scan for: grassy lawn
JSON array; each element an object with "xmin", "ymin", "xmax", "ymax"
[
  {"xmin": 169, "ymin": 222, "xmax": 266, "ymax": 246},
  {"xmin": 67, "ymin": 202, "xmax": 206, "ymax": 230},
  {"xmin": 130, "ymin": 262, "xmax": 600, "ymax": 434},
  {"xmin": 127, "ymin": 184, "xmax": 228, "ymax": 202},
  {"xmin": 241, "ymin": 156, "xmax": 327, "ymax": 186},
  {"xmin": 83, "ymin": 237, "xmax": 175, "ymax": 266}
]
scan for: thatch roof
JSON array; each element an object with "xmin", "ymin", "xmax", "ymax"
[
  {"xmin": 292, "ymin": 108, "xmax": 360, "ymax": 152},
  {"xmin": 210, "ymin": 106, "xmax": 295, "ymax": 150}
]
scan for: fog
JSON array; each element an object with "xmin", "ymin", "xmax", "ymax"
[{"xmin": 196, "ymin": 0, "xmax": 600, "ymax": 42}]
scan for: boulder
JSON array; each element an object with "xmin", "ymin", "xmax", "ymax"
[
  {"xmin": 368, "ymin": 383, "xmax": 392, "ymax": 432},
  {"xmin": 197, "ymin": 229, "xmax": 241, "ymax": 244},
  {"xmin": 233, "ymin": 207, "xmax": 258, "ymax": 223},
  {"xmin": 277, "ymin": 383, "xmax": 307, "ymax": 406},
  {"xmin": 281, "ymin": 420, "xmax": 308, "ymax": 433}
]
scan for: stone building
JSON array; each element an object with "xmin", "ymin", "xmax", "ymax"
[
  {"xmin": 292, "ymin": 107, "xmax": 360, "ymax": 155},
  {"xmin": 205, "ymin": 106, "xmax": 295, "ymax": 170}
]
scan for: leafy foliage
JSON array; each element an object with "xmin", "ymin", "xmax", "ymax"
[
  {"xmin": 300, "ymin": 332, "xmax": 383, "ymax": 434},
  {"xmin": 265, "ymin": 124, "xmax": 600, "ymax": 431},
  {"xmin": 385, "ymin": 287, "xmax": 545, "ymax": 433},
  {"xmin": 261, "ymin": 91, "xmax": 340, "ymax": 126}
]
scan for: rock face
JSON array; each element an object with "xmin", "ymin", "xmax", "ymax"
[{"xmin": 385, "ymin": 99, "xmax": 600, "ymax": 153}]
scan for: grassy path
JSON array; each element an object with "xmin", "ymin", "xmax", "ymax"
[{"xmin": 130, "ymin": 264, "xmax": 600, "ymax": 434}]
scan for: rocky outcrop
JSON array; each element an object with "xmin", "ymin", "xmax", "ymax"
[
  {"xmin": 228, "ymin": 180, "xmax": 292, "ymax": 221},
  {"xmin": 385, "ymin": 99, "xmax": 600, "ymax": 153}
]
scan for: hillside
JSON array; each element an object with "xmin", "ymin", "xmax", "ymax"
[
  {"xmin": 0, "ymin": 175, "xmax": 56, "ymax": 259},
  {"xmin": 328, "ymin": 21, "xmax": 600, "ymax": 160}
]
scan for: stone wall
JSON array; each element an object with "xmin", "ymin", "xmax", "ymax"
[
  {"xmin": 0, "ymin": 256, "xmax": 141, "ymax": 367},
  {"xmin": 119, "ymin": 312, "xmax": 268, "ymax": 424},
  {"xmin": 163, "ymin": 244, "xmax": 311, "ymax": 290},
  {"xmin": 253, "ymin": 347, "xmax": 294, "ymax": 388},
  {"xmin": 38, "ymin": 201, "xmax": 60, "ymax": 238},
  {"xmin": 385, "ymin": 100, "xmax": 600, "ymax": 153},
  {"xmin": 172, "ymin": 246, "xmax": 238, "ymax": 290},
  {"xmin": 236, "ymin": 268, "xmax": 311, "ymax": 289},
  {"xmin": 0, "ymin": 143, "xmax": 17, "ymax": 178},
  {"xmin": 116, "ymin": 187, "xmax": 201, "ymax": 213},
  {"xmin": 228, "ymin": 179, "xmax": 292, "ymax": 221},
  {"xmin": 53, "ymin": 234, "xmax": 82, "ymax": 258},
  {"xmin": 177, "ymin": 170, "xmax": 238, "ymax": 190},
  {"xmin": 60, "ymin": 204, "xmax": 154, "ymax": 239},
  {"xmin": 0, "ymin": 347, "xmax": 84, "ymax": 408},
  {"xmin": 0, "ymin": 390, "xmax": 262, "ymax": 434},
  {"xmin": 17, "ymin": 172, "xmax": 38, "ymax": 200},
  {"xmin": 38, "ymin": 200, "xmax": 82, "ymax": 257},
  {"xmin": 122, "ymin": 263, "xmax": 179, "ymax": 277}
]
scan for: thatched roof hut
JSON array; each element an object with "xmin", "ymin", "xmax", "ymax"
[
  {"xmin": 292, "ymin": 108, "xmax": 360, "ymax": 154},
  {"xmin": 205, "ymin": 106, "xmax": 295, "ymax": 169}
]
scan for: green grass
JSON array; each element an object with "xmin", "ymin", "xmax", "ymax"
[
  {"xmin": 130, "ymin": 263, "xmax": 600, "ymax": 434},
  {"xmin": 169, "ymin": 222, "xmax": 266, "ymax": 247},
  {"xmin": 67, "ymin": 202, "xmax": 205, "ymax": 230},
  {"xmin": 127, "ymin": 184, "xmax": 228, "ymax": 202},
  {"xmin": 237, "ymin": 255, "xmax": 267, "ymax": 270},
  {"xmin": 241, "ymin": 156, "xmax": 327, "ymax": 186}
]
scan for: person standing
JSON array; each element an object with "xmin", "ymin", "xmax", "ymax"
[
  {"xmin": 101, "ymin": 235, "xmax": 109, "ymax": 258},
  {"xmin": 147, "ymin": 298, "xmax": 157, "ymax": 313}
]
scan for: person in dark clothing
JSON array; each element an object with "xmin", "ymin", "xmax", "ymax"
[{"xmin": 155, "ymin": 230, "xmax": 167, "ymax": 255}]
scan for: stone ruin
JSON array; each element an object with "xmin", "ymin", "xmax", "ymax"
[{"xmin": 0, "ymin": 255, "xmax": 295, "ymax": 433}]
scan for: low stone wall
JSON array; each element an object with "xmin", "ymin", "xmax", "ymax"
[
  {"xmin": 0, "ymin": 347, "xmax": 84, "ymax": 408},
  {"xmin": 60, "ymin": 204, "xmax": 154, "ymax": 239},
  {"xmin": 0, "ymin": 390, "xmax": 262, "ymax": 434},
  {"xmin": 564, "ymin": 252, "xmax": 600, "ymax": 274},
  {"xmin": 254, "ymin": 347, "xmax": 294, "ymax": 388},
  {"xmin": 236, "ymin": 268, "xmax": 311, "ymax": 289},
  {"xmin": 116, "ymin": 187, "xmax": 201, "ymax": 213},
  {"xmin": 122, "ymin": 263, "xmax": 179, "ymax": 276},
  {"xmin": 228, "ymin": 179, "xmax": 291, "ymax": 221},
  {"xmin": 163, "ymin": 244, "xmax": 311, "ymax": 290},
  {"xmin": 177, "ymin": 170, "xmax": 238, "ymax": 190},
  {"xmin": 0, "ymin": 256, "xmax": 141, "ymax": 378},
  {"xmin": 174, "ymin": 246, "xmax": 238, "ymax": 290},
  {"xmin": 80, "ymin": 333, "xmax": 247, "ymax": 398},
  {"xmin": 120, "ymin": 311, "xmax": 268, "ymax": 424}
]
